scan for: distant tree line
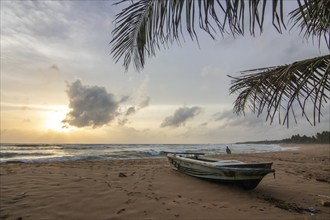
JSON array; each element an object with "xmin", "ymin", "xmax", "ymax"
[
  {"xmin": 282, "ymin": 131, "xmax": 330, "ymax": 144},
  {"xmin": 236, "ymin": 131, "xmax": 330, "ymax": 144}
]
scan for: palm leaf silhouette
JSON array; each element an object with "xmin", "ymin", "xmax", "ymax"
[{"xmin": 229, "ymin": 55, "xmax": 330, "ymax": 127}]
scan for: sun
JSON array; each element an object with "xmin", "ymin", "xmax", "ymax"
[{"xmin": 45, "ymin": 109, "xmax": 72, "ymax": 132}]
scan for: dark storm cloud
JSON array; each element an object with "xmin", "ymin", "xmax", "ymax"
[
  {"xmin": 161, "ymin": 106, "xmax": 202, "ymax": 128},
  {"xmin": 63, "ymin": 80, "xmax": 119, "ymax": 128}
]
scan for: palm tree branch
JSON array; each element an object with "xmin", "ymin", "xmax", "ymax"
[
  {"xmin": 111, "ymin": 0, "xmax": 287, "ymax": 71},
  {"xmin": 229, "ymin": 54, "xmax": 330, "ymax": 126},
  {"xmin": 289, "ymin": 0, "xmax": 330, "ymax": 49}
]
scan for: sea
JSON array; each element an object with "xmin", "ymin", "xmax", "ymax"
[{"xmin": 0, "ymin": 143, "xmax": 298, "ymax": 163}]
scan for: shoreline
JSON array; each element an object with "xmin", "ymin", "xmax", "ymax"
[
  {"xmin": 0, "ymin": 143, "xmax": 306, "ymax": 164},
  {"xmin": 1, "ymin": 144, "xmax": 329, "ymax": 219}
]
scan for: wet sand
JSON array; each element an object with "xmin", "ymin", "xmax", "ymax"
[{"xmin": 0, "ymin": 144, "xmax": 329, "ymax": 219}]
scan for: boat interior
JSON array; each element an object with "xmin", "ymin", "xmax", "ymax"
[{"xmin": 184, "ymin": 155, "xmax": 245, "ymax": 165}]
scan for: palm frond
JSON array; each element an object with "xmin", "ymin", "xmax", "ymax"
[
  {"xmin": 111, "ymin": 0, "xmax": 286, "ymax": 71},
  {"xmin": 289, "ymin": 0, "xmax": 330, "ymax": 49},
  {"xmin": 229, "ymin": 55, "xmax": 330, "ymax": 127}
]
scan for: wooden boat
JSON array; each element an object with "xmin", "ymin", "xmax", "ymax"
[{"xmin": 166, "ymin": 152, "xmax": 275, "ymax": 190}]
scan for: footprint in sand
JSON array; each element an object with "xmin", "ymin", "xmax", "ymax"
[
  {"xmin": 117, "ymin": 208, "xmax": 126, "ymax": 214},
  {"xmin": 125, "ymin": 199, "xmax": 132, "ymax": 204}
]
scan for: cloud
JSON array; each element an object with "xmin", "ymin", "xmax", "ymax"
[
  {"xmin": 118, "ymin": 118, "xmax": 129, "ymax": 126},
  {"xmin": 138, "ymin": 96, "xmax": 150, "ymax": 108},
  {"xmin": 62, "ymin": 78, "xmax": 152, "ymax": 129},
  {"xmin": 213, "ymin": 109, "xmax": 266, "ymax": 128},
  {"xmin": 118, "ymin": 76, "xmax": 151, "ymax": 125},
  {"xmin": 125, "ymin": 107, "xmax": 136, "ymax": 116},
  {"xmin": 50, "ymin": 64, "xmax": 59, "ymax": 71},
  {"xmin": 119, "ymin": 95, "xmax": 130, "ymax": 103},
  {"xmin": 200, "ymin": 122, "xmax": 208, "ymax": 127},
  {"xmin": 213, "ymin": 102, "xmax": 330, "ymax": 130},
  {"xmin": 63, "ymin": 80, "xmax": 119, "ymax": 128},
  {"xmin": 161, "ymin": 106, "xmax": 202, "ymax": 128},
  {"xmin": 213, "ymin": 111, "xmax": 232, "ymax": 121},
  {"xmin": 134, "ymin": 75, "xmax": 151, "ymax": 109}
]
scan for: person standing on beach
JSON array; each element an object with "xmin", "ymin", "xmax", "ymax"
[{"xmin": 226, "ymin": 146, "xmax": 231, "ymax": 154}]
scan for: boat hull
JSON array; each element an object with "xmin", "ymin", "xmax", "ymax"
[{"xmin": 167, "ymin": 154, "xmax": 275, "ymax": 190}]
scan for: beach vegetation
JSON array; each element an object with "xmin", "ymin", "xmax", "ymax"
[
  {"xmin": 236, "ymin": 130, "xmax": 330, "ymax": 144},
  {"xmin": 110, "ymin": 0, "xmax": 329, "ymax": 127},
  {"xmin": 280, "ymin": 131, "xmax": 330, "ymax": 143}
]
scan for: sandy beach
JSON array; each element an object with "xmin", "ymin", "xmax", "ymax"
[{"xmin": 0, "ymin": 144, "xmax": 329, "ymax": 220}]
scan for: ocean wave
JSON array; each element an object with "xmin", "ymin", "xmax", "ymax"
[
  {"xmin": 0, "ymin": 143, "xmax": 293, "ymax": 163},
  {"xmin": 0, "ymin": 152, "xmax": 54, "ymax": 158},
  {"xmin": 0, "ymin": 145, "xmax": 63, "ymax": 151}
]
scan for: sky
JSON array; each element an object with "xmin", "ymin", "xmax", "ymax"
[{"xmin": 1, "ymin": 0, "xmax": 329, "ymax": 144}]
